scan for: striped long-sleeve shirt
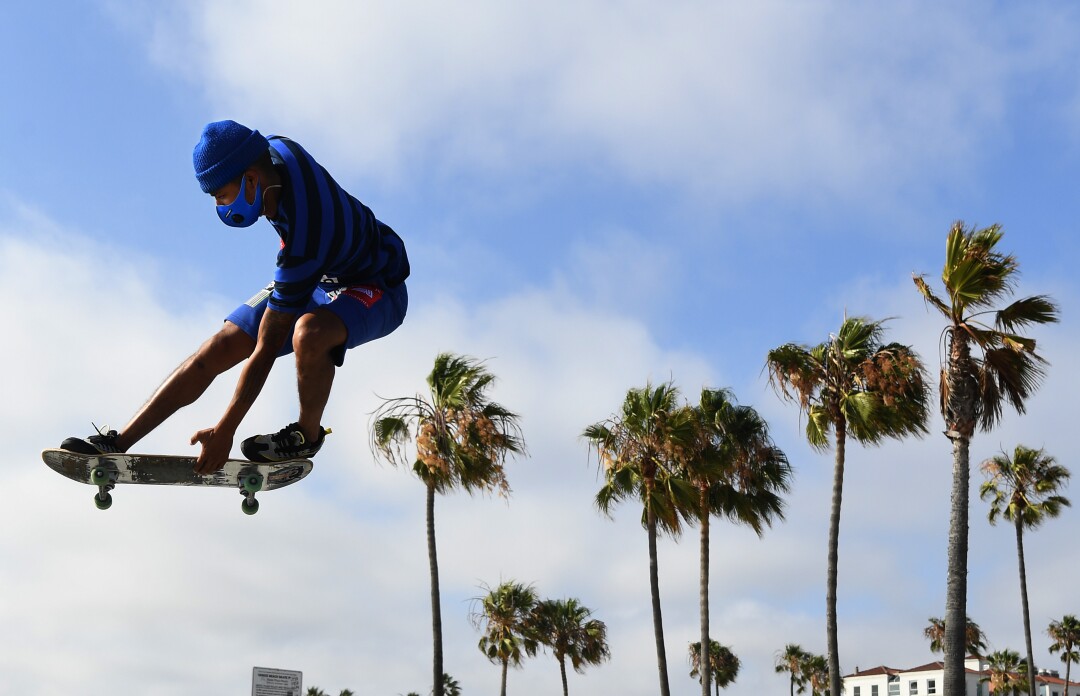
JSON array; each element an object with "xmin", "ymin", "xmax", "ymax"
[{"xmin": 266, "ymin": 136, "xmax": 409, "ymax": 313}]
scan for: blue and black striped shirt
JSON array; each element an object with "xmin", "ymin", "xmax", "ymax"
[{"xmin": 266, "ymin": 136, "xmax": 409, "ymax": 312}]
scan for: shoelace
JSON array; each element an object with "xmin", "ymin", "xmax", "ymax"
[
  {"xmin": 87, "ymin": 423, "xmax": 121, "ymax": 452},
  {"xmin": 271, "ymin": 424, "xmax": 306, "ymax": 446}
]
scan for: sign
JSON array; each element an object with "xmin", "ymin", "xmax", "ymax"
[{"xmin": 252, "ymin": 666, "xmax": 303, "ymax": 696}]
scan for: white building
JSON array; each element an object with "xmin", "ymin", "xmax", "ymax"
[{"xmin": 844, "ymin": 657, "xmax": 1078, "ymax": 696}]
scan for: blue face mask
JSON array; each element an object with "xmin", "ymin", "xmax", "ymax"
[{"xmin": 216, "ymin": 176, "xmax": 268, "ymax": 228}]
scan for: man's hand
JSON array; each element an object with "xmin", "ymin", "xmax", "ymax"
[{"xmin": 191, "ymin": 427, "xmax": 234, "ymax": 475}]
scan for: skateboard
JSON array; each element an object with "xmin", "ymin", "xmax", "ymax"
[{"xmin": 41, "ymin": 449, "xmax": 313, "ymax": 515}]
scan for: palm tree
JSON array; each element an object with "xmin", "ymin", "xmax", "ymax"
[
  {"xmin": 981, "ymin": 445, "xmax": 1071, "ymax": 696},
  {"xmin": 924, "ymin": 615, "xmax": 989, "ymax": 657},
  {"xmin": 982, "ymin": 649, "xmax": 1028, "ymax": 696},
  {"xmin": 802, "ymin": 653, "xmax": 830, "ymax": 696},
  {"xmin": 687, "ymin": 387, "xmax": 791, "ymax": 696},
  {"xmin": 371, "ymin": 353, "xmax": 525, "ymax": 696},
  {"xmin": 914, "ymin": 221, "xmax": 1060, "ymax": 696},
  {"xmin": 689, "ymin": 639, "xmax": 740, "ymax": 695},
  {"xmin": 1048, "ymin": 615, "xmax": 1080, "ymax": 696},
  {"xmin": 441, "ymin": 674, "xmax": 461, "ymax": 696},
  {"xmin": 585, "ymin": 382, "xmax": 697, "ymax": 696},
  {"xmin": 768, "ymin": 315, "xmax": 931, "ymax": 696},
  {"xmin": 531, "ymin": 597, "xmax": 611, "ymax": 696},
  {"xmin": 775, "ymin": 644, "xmax": 810, "ymax": 696},
  {"xmin": 471, "ymin": 580, "xmax": 540, "ymax": 696}
]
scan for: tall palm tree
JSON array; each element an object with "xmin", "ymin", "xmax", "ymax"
[
  {"xmin": 687, "ymin": 388, "xmax": 791, "ymax": 696},
  {"xmin": 531, "ymin": 597, "xmax": 611, "ymax": 696},
  {"xmin": 802, "ymin": 653, "xmax": 830, "ymax": 696},
  {"xmin": 768, "ymin": 315, "xmax": 931, "ymax": 696},
  {"xmin": 914, "ymin": 222, "xmax": 1059, "ymax": 696},
  {"xmin": 585, "ymin": 382, "xmax": 697, "ymax": 696},
  {"xmin": 982, "ymin": 649, "xmax": 1028, "ymax": 696},
  {"xmin": 775, "ymin": 643, "xmax": 810, "ymax": 696},
  {"xmin": 1048, "ymin": 615, "xmax": 1080, "ymax": 696},
  {"xmin": 371, "ymin": 353, "xmax": 525, "ymax": 696},
  {"xmin": 981, "ymin": 445, "xmax": 1071, "ymax": 696},
  {"xmin": 924, "ymin": 616, "xmax": 988, "ymax": 657},
  {"xmin": 689, "ymin": 639, "xmax": 740, "ymax": 695},
  {"xmin": 470, "ymin": 580, "xmax": 540, "ymax": 696}
]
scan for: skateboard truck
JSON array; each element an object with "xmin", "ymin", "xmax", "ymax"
[
  {"xmin": 238, "ymin": 470, "xmax": 265, "ymax": 515},
  {"xmin": 89, "ymin": 465, "xmax": 118, "ymax": 511}
]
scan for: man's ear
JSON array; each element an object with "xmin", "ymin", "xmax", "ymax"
[{"xmin": 242, "ymin": 168, "xmax": 260, "ymax": 203}]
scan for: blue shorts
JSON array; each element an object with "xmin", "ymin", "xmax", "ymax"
[{"xmin": 226, "ymin": 282, "xmax": 408, "ymax": 366}]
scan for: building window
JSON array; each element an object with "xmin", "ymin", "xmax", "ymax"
[
  {"xmin": 854, "ymin": 688, "xmax": 861, "ymax": 696},
  {"xmin": 909, "ymin": 681, "xmax": 918, "ymax": 695},
  {"xmin": 872, "ymin": 685, "xmax": 879, "ymax": 696},
  {"xmin": 889, "ymin": 681, "xmax": 900, "ymax": 696},
  {"xmin": 927, "ymin": 679, "xmax": 937, "ymax": 695}
]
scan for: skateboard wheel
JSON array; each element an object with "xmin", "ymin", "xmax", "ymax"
[
  {"xmin": 241, "ymin": 497, "xmax": 260, "ymax": 515},
  {"xmin": 242, "ymin": 473, "xmax": 264, "ymax": 494},
  {"xmin": 90, "ymin": 467, "xmax": 110, "ymax": 485},
  {"xmin": 94, "ymin": 492, "xmax": 113, "ymax": 510}
]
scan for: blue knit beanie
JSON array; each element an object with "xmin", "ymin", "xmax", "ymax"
[{"xmin": 193, "ymin": 120, "xmax": 270, "ymax": 193}]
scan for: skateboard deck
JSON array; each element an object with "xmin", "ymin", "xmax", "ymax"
[{"xmin": 41, "ymin": 448, "xmax": 313, "ymax": 515}]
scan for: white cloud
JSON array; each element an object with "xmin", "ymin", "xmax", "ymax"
[{"xmin": 105, "ymin": 0, "xmax": 1080, "ymax": 203}]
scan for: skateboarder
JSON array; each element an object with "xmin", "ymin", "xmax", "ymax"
[{"xmin": 62, "ymin": 120, "xmax": 410, "ymax": 474}]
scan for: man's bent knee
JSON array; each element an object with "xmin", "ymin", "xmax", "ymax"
[{"xmin": 293, "ymin": 311, "xmax": 347, "ymax": 361}]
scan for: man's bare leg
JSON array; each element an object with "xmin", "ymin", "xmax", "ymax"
[
  {"xmin": 115, "ymin": 322, "xmax": 256, "ymax": 451},
  {"xmin": 292, "ymin": 309, "xmax": 347, "ymax": 442}
]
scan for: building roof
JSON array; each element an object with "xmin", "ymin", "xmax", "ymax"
[
  {"xmin": 847, "ymin": 666, "xmax": 901, "ymax": 678},
  {"xmin": 846, "ymin": 659, "xmax": 1079, "ymax": 688}
]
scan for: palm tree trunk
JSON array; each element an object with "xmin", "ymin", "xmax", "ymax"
[
  {"xmin": 1064, "ymin": 655, "xmax": 1071, "ymax": 696},
  {"xmin": 826, "ymin": 422, "xmax": 846, "ymax": 696},
  {"xmin": 700, "ymin": 490, "xmax": 712, "ymax": 696},
  {"xmin": 647, "ymin": 504, "xmax": 672, "ymax": 696},
  {"xmin": 500, "ymin": 658, "xmax": 508, "ymax": 696},
  {"xmin": 1014, "ymin": 516, "xmax": 1037, "ymax": 696},
  {"xmin": 944, "ymin": 434, "xmax": 969, "ymax": 696},
  {"xmin": 559, "ymin": 655, "xmax": 570, "ymax": 696},
  {"xmin": 944, "ymin": 333, "xmax": 976, "ymax": 696},
  {"xmin": 427, "ymin": 482, "xmax": 444, "ymax": 696}
]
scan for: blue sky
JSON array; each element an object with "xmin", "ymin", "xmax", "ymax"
[{"xmin": 3, "ymin": 2, "xmax": 1080, "ymax": 695}]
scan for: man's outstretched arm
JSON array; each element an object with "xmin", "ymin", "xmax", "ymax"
[{"xmin": 191, "ymin": 307, "xmax": 295, "ymax": 474}]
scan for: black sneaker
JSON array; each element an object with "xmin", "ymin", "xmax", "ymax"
[
  {"xmin": 241, "ymin": 423, "xmax": 330, "ymax": 462},
  {"xmin": 61, "ymin": 426, "xmax": 123, "ymax": 455}
]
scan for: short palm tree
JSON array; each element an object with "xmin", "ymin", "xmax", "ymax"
[
  {"xmin": 775, "ymin": 643, "xmax": 810, "ymax": 696},
  {"xmin": 687, "ymin": 387, "xmax": 790, "ymax": 696},
  {"xmin": 981, "ymin": 445, "xmax": 1071, "ymax": 696},
  {"xmin": 914, "ymin": 222, "xmax": 1059, "ymax": 696},
  {"xmin": 768, "ymin": 315, "xmax": 931, "ymax": 696},
  {"xmin": 982, "ymin": 649, "xmax": 1028, "ymax": 696},
  {"xmin": 585, "ymin": 382, "xmax": 697, "ymax": 696},
  {"xmin": 689, "ymin": 639, "xmax": 740, "ymax": 695},
  {"xmin": 531, "ymin": 597, "xmax": 610, "ymax": 696},
  {"xmin": 441, "ymin": 674, "xmax": 461, "ymax": 696},
  {"xmin": 470, "ymin": 580, "xmax": 540, "ymax": 696},
  {"xmin": 924, "ymin": 616, "xmax": 988, "ymax": 657},
  {"xmin": 1048, "ymin": 615, "xmax": 1080, "ymax": 696},
  {"xmin": 371, "ymin": 353, "xmax": 525, "ymax": 696},
  {"xmin": 802, "ymin": 653, "xmax": 830, "ymax": 696}
]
